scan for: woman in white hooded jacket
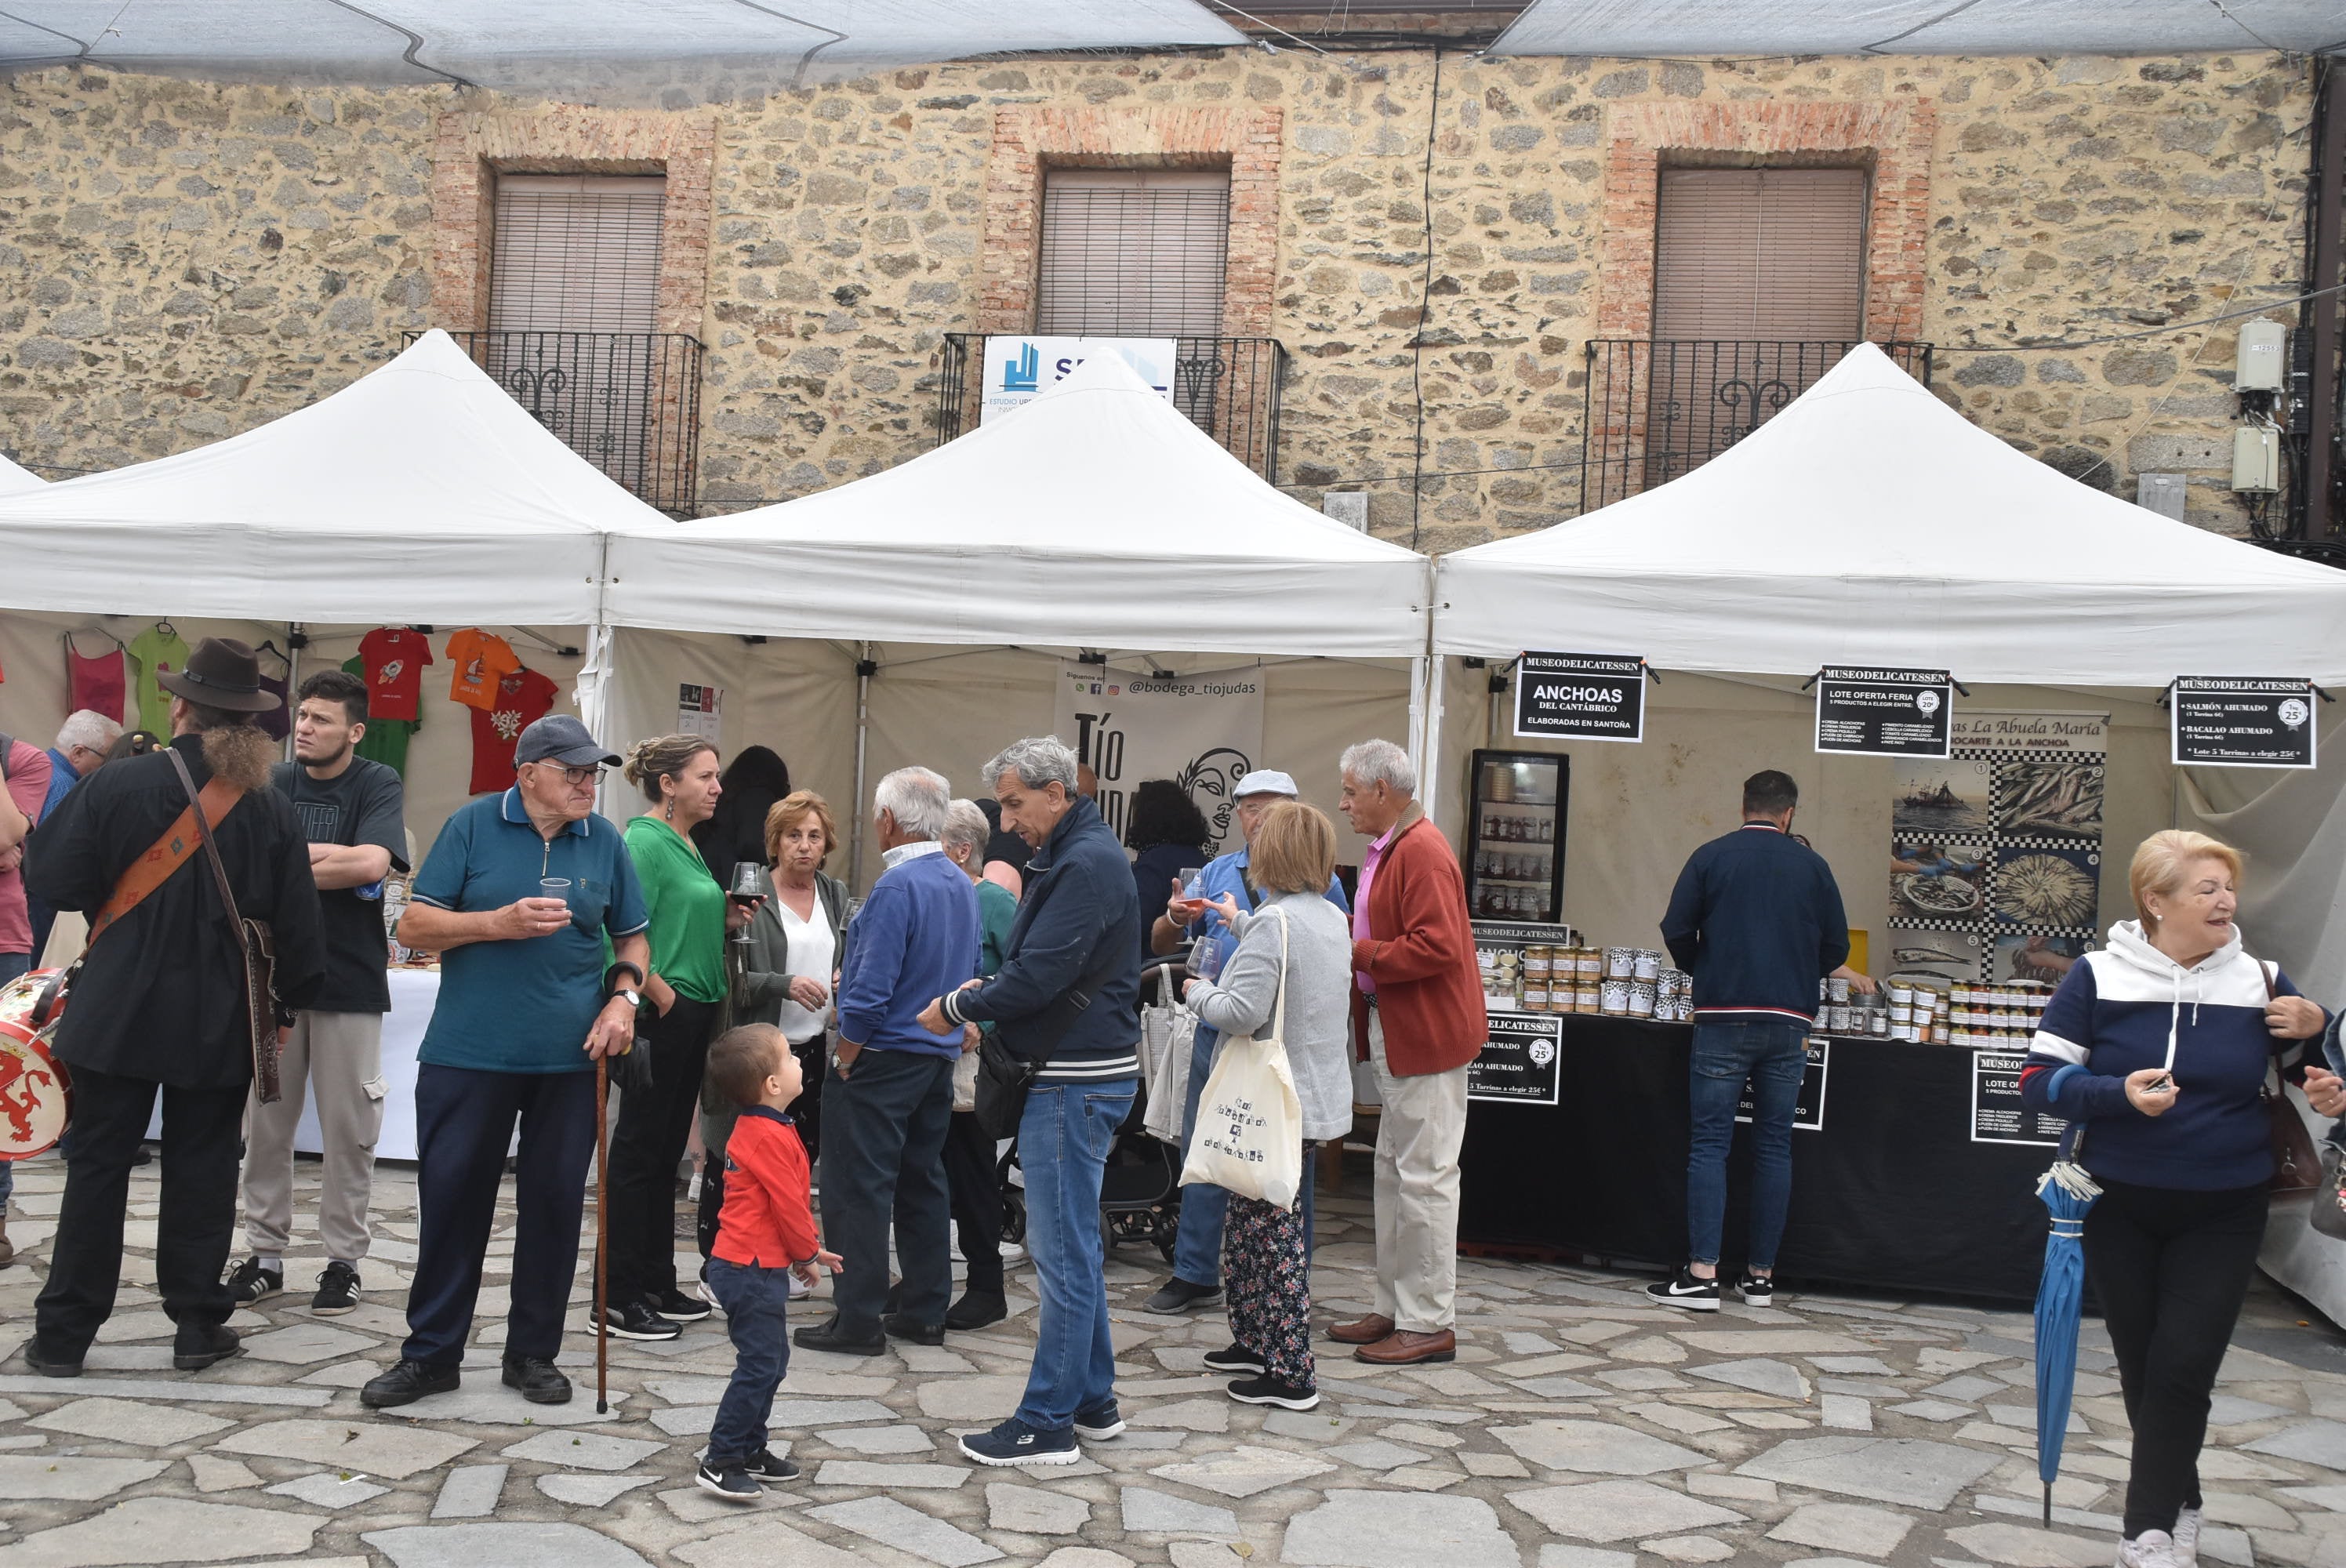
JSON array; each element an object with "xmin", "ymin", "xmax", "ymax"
[{"xmin": 2019, "ymin": 831, "xmax": 2330, "ymax": 1568}]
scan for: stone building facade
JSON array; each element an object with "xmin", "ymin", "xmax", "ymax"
[{"xmin": 0, "ymin": 46, "xmax": 2314, "ymax": 546}]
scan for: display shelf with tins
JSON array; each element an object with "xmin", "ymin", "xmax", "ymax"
[{"xmin": 1465, "ymin": 750, "xmax": 1568, "ymax": 923}]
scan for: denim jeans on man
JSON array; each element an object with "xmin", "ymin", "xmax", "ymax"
[
  {"xmin": 1172, "ymin": 1025, "xmax": 1315, "ymax": 1289},
  {"xmin": 704, "ymin": 1257, "xmax": 792, "ymax": 1468},
  {"xmin": 1684, "ymin": 1020, "xmax": 1809, "ymax": 1269},
  {"xmin": 1016, "ymin": 1078, "xmax": 1138, "ymax": 1432}
]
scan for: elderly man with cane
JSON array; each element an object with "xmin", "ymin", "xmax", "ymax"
[{"xmin": 362, "ymin": 716, "xmax": 649, "ymax": 1410}]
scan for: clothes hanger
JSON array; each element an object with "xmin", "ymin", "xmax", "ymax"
[{"xmin": 63, "ymin": 626, "xmax": 126, "ymax": 656}]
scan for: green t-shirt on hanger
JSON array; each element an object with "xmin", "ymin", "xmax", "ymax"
[
  {"xmin": 343, "ymin": 655, "xmax": 419, "ymax": 775},
  {"xmin": 126, "ymin": 625, "xmax": 189, "ymax": 735}
]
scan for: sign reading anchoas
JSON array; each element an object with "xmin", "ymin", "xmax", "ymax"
[
  {"xmin": 1514, "ymin": 652, "xmax": 1646, "ymax": 742},
  {"xmin": 2170, "ymin": 677, "xmax": 2318, "ymax": 769},
  {"xmin": 1815, "ymin": 666, "xmax": 1955, "ymax": 759}
]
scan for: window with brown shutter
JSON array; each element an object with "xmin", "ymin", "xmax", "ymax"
[
  {"xmin": 1644, "ymin": 165, "xmax": 1868, "ymax": 485},
  {"xmin": 1035, "ymin": 169, "xmax": 1231, "ymax": 338}
]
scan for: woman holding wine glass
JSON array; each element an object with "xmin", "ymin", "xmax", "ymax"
[{"xmin": 604, "ymin": 734, "xmax": 746, "ymax": 1341}]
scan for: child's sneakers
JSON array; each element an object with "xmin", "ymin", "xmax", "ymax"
[{"xmin": 695, "ymin": 1462, "xmax": 761, "ymax": 1502}]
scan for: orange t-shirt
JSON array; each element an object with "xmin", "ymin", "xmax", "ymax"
[{"xmin": 445, "ymin": 629, "xmax": 521, "ymax": 712}]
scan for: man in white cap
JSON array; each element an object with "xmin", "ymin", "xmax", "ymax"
[{"xmin": 1139, "ymin": 768, "xmax": 1349, "ymax": 1315}]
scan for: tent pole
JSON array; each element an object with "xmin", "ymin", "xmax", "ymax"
[
  {"xmin": 284, "ymin": 622, "xmax": 300, "ymax": 764},
  {"xmin": 1423, "ymin": 655, "xmax": 1447, "ymax": 825},
  {"xmin": 850, "ymin": 642, "xmax": 873, "ymax": 891}
]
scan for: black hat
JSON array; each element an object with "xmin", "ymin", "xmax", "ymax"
[{"xmin": 154, "ymin": 637, "xmax": 280, "ymax": 714}]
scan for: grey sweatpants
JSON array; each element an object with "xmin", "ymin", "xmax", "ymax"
[{"xmin": 241, "ymin": 1010, "xmax": 386, "ymax": 1266}]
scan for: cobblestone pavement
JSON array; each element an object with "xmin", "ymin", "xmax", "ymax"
[{"xmin": 5, "ymin": 1152, "xmax": 2346, "ymax": 1568}]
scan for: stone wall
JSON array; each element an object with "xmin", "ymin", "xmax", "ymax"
[{"xmin": 0, "ymin": 48, "xmax": 2312, "ymax": 543}]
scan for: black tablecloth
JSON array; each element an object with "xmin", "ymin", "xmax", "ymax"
[{"xmin": 1458, "ymin": 1015, "xmax": 2053, "ymax": 1303}]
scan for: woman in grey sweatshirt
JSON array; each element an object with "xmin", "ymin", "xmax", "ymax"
[{"xmin": 1182, "ymin": 801, "xmax": 1354, "ymax": 1411}]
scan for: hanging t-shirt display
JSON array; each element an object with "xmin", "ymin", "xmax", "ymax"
[
  {"xmin": 68, "ymin": 641, "xmax": 127, "ymax": 725},
  {"xmin": 469, "ymin": 666, "xmax": 560, "ymax": 794},
  {"xmin": 445, "ymin": 629, "xmax": 521, "ymax": 713},
  {"xmin": 125, "ymin": 624, "xmax": 189, "ymax": 735},
  {"xmin": 359, "ymin": 627, "xmax": 433, "ymax": 722},
  {"xmin": 343, "ymin": 655, "xmax": 418, "ymax": 775},
  {"xmin": 255, "ymin": 673, "xmax": 291, "ymax": 741}
]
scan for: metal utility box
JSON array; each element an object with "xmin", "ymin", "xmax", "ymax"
[
  {"xmin": 2234, "ymin": 319, "xmax": 2287, "ymax": 393},
  {"xmin": 2136, "ymin": 472, "xmax": 2188, "ymax": 520},
  {"xmin": 2231, "ymin": 426, "xmax": 2280, "ymax": 493}
]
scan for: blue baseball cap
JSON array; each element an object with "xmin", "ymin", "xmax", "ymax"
[{"xmin": 514, "ymin": 714, "xmax": 619, "ymax": 769}]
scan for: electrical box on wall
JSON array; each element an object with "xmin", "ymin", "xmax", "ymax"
[
  {"xmin": 1322, "ymin": 492, "xmax": 1370, "ymax": 531},
  {"xmin": 2231, "ymin": 426, "xmax": 2280, "ymax": 493},
  {"xmin": 2234, "ymin": 320, "xmax": 2287, "ymax": 393},
  {"xmin": 2137, "ymin": 472, "xmax": 2188, "ymax": 521}
]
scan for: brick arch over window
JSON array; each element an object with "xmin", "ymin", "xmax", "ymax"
[
  {"xmin": 979, "ymin": 106, "xmax": 1283, "ymax": 336},
  {"xmin": 430, "ymin": 108, "xmax": 717, "ymax": 336},
  {"xmin": 1597, "ymin": 100, "xmax": 1937, "ymax": 343}
]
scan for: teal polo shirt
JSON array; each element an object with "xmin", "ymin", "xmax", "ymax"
[{"xmin": 410, "ymin": 789, "xmax": 649, "ymax": 1074}]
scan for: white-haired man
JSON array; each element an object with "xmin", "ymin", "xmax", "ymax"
[
  {"xmin": 27, "ymin": 709, "xmax": 122, "ymax": 961},
  {"xmin": 796, "ymin": 766, "xmax": 980, "ymax": 1356}
]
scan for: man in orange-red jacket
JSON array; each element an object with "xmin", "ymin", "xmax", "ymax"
[{"xmin": 1331, "ymin": 738, "xmax": 1485, "ymax": 1367}]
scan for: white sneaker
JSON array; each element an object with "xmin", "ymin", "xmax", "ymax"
[
  {"xmin": 2116, "ymin": 1530, "xmax": 2182, "ymax": 1568},
  {"xmin": 787, "ymin": 1271, "xmax": 813, "ymax": 1301},
  {"xmin": 2170, "ymin": 1508, "xmax": 2201, "ymax": 1566}
]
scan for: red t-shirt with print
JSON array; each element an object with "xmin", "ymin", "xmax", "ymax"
[
  {"xmin": 359, "ymin": 628, "xmax": 434, "ymax": 723},
  {"xmin": 468, "ymin": 666, "xmax": 560, "ymax": 794}
]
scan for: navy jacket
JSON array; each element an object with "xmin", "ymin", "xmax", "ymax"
[
  {"xmin": 942, "ymin": 796, "xmax": 1140, "ymax": 1081},
  {"xmin": 1660, "ymin": 822, "xmax": 1850, "ymax": 1022}
]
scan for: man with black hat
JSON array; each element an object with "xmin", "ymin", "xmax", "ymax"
[
  {"xmin": 20, "ymin": 637, "xmax": 326, "ymax": 1377},
  {"xmin": 362, "ymin": 715, "xmax": 650, "ymax": 1410}
]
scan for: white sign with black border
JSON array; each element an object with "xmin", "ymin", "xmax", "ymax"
[
  {"xmin": 1513, "ymin": 651, "xmax": 1647, "ymax": 743},
  {"xmin": 1735, "ymin": 1039, "xmax": 1829, "ymax": 1131},
  {"xmin": 1816, "ymin": 666, "xmax": 1955, "ymax": 759},
  {"xmin": 2170, "ymin": 677, "xmax": 2318, "ymax": 770},
  {"xmin": 1466, "ymin": 1013, "xmax": 1563, "ymax": 1106}
]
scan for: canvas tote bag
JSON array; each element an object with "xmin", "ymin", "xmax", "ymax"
[{"xmin": 1179, "ymin": 909, "xmax": 1305, "ymax": 1208}]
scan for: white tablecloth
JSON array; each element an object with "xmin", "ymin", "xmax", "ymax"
[{"xmin": 145, "ymin": 967, "xmax": 438, "ymax": 1160}]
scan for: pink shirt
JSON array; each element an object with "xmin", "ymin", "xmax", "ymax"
[
  {"xmin": 1, "ymin": 739, "xmax": 56, "ymax": 956},
  {"xmin": 1352, "ymin": 818, "xmax": 1402, "ymax": 994}
]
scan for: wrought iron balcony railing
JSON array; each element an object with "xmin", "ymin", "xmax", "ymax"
[
  {"xmin": 1581, "ymin": 339, "xmax": 1934, "ymax": 513},
  {"xmin": 414, "ymin": 331, "xmax": 705, "ymax": 515},
  {"xmin": 934, "ymin": 334, "xmax": 1288, "ymax": 483}
]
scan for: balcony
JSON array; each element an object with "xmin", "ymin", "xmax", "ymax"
[
  {"xmin": 934, "ymin": 334, "xmax": 1288, "ymax": 483},
  {"xmin": 1579, "ymin": 339, "xmax": 1935, "ymax": 513},
  {"xmin": 415, "ymin": 331, "xmax": 705, "ymax": 515}
]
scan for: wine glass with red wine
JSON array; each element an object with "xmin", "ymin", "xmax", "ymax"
[{"xmin": 729, "ymin": 862, "xmax": 764, "ymax": 943}]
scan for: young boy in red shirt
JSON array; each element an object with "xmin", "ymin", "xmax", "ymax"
[{"xmin": 698, "ymin": 1024, "xmax": 839, "ymax": 1501}]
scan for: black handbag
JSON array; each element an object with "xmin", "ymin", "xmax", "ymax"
[{"xmin": 971, "ymin": 1035, "xmax": 1038, "ymax": 1142}]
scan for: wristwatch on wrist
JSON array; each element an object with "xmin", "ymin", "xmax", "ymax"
[{"xmin": 613, "ymin": 988, "xmax": 642, "ymax": 1009}]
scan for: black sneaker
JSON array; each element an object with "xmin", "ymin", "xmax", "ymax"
[
  {"xmin": 958, "ymin": 1416, "xmax": 1080, "ymax": 1468},
  {"xmin": 172, "ymin": 1323, "xmax": 244, "ymax": 1371},
  {"xmin": 1226, "ymin": 1374, "xmax": 1320, "ymax": 1410},
  {"xmin": 1202, "ymin": 1345, "xmax": 1267, "ymax": 1376},
  {"xmin": 601, "ymin": 1301, "xmax": 683, "ymax": 1341},
  {"xmin": 746, "ymin": 1448, "xmax": 801, "ymax": 1482},
  {"xmin": 694, "ymin": 1461, "xmax": 761, "ymax": 1501},
  {"xmin": 1142, "ymin": 1276, "xmax": 1222, "ymax": 1314},
  {"xmin": 1644, "ymin": 1265, "xmax": 1723, "ymax": 1312},
  {"xmin": 503, "ymin": 1356, "xmax": 572, "ymax": 1405},
  {"xmin": 361, "ymin": 1359, "xmax": 460, "ymax": 1409},
  {"xmin": 225, "ymin": 1257, "xmax": 283, "ymax": 1305},
  {"xmin": 1072, "ymin": 1400, "xmax": 1125, "ymax": 1441},
  {"xmin": 22, "ymin": 1337, "xmax": 83, "ymax": 1377},
  {"xmin": 1734, "ymin": 1272, "xmax": 1775, "ymax": 1308},
  {"xmin": 311, "ymin": 1261, "xmax": 361, "ymax": 1316},
  {"xmin": 793, "ymin": 1314, "xmax": 887, "ymax": 1356},
  {"xmin": 881, "ymin": 1313, "xmax": 946, "ymax": 1347},
  {"xmin": 946, "ymin": 1292, "xmax": 1008, "ymax": 1332},
  {"xmin": 649, "ymin": 1288, "xmax": 713, "ymax": 1323}
]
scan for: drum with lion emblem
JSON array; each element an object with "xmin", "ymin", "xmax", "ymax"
[{"xmin": 0, "ymin": 1018, "xmax": 70, "ymax": 1160}]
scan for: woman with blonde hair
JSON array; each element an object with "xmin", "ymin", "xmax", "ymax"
[{"xmin": 2019, "ymin": 829, "xmax": 2331, "ymax": 1568}]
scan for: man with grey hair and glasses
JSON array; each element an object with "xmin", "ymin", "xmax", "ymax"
[
  {"xmin": 795, "ymin": 766, "xmax": 979, "ymax": 1357},
  {"xmin": 919, "ymin": 735, "xmax": 1141, "ymax": 1467}
]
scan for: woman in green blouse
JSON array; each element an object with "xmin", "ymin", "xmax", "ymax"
[{"xmin": 605, "ymin": 734, "xmax": 743, "ymax": 1341}]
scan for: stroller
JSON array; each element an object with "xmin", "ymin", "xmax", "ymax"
[{"xmin": 997, "ymin": 963, "xmax": 1187, "ymax": 1263}]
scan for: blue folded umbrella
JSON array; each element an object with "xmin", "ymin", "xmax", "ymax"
[{"xmin": 2033, "ymin": 1160, "xmax": 2101, "ymax": 1526}]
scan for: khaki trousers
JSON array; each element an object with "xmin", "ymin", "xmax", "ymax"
[
  {"xmin": 1367, "ymin": 1009, "xmax": 1469, "ymax": 1334},
  {"xmin": 241, "ymin": 1011, "xmax": 386, "ymax": 1265}
]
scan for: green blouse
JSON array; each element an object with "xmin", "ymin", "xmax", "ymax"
[{"xmin": 623, "ymin": 814, "xmax": 729, "ymax": 1006}]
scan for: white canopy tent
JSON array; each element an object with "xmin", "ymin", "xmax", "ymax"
[
  {"xmin": 0, "ymin": 452, "xmax": 42, "ymax": 495},
  {"xmin": 1490, "ymin": 0, "xmax": 2345, "ymax": 56}
]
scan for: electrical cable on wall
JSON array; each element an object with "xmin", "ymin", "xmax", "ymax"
[{"xmin": 1407, "ymin": 43, "xmax": 1442, "ymax": 551}]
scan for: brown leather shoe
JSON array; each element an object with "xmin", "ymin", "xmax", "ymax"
[
  {"xmin": 1327, "ymin": 1314, "xmax": 1394, "ymax": 1345},
  {"xmin": 0, "ymin": 1218, "xmax": 13, "ymax": 1269},
  {"xmin": 1354, "ymin": 1329, "xmax": 1456, "ymax": 1366}
]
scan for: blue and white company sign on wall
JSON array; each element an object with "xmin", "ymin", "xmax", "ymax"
[{"xmin": 979, "ymin": 336, "xmax": 1178, "ymax": 423}]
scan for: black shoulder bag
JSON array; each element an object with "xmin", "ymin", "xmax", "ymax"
[{"xmin": 167, "ymin": 747, "xmax": 285, "ymax": 1103}]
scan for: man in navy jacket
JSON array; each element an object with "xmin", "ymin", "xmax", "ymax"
[
  {"xmin": 1650, "ymin": 769, "xmax": 1850, "ymax": 1312},
  {"xmin": 924, "ymin": 735, "xmax": 1140, "ymax": 1468}
]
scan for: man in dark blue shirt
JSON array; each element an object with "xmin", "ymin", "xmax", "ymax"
[{"xmin": 1650, "ymin": 769, "xmax": 1851, "ymax": 1313}]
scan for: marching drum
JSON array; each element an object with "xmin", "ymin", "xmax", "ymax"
[
  {"xmin": 0, "ymin": 966, "xmax": 67, "ymax": 1033},
  {"xmin": 0, "ymin": 1018, "xmax": 70, "ymax": 1160}
]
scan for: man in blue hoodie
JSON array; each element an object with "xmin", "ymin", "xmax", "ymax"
[
  {"xmin": 924, "ymin": 735, "xmax": 1141, "ymax": 1468},
  {"xmin": 797, "ymin": 766, "xmax": 979, "ymax": 1357},
  {"xmin": 1651, "ymin": 769, "xmax": 1851, "ymax": 1313}
]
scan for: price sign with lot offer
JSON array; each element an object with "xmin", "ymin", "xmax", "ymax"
[
  {"xmin": 1736, "ymin": 1039, "xmax": 1829, "ymax": 1131},
  {"xmin": 1514, "ymin": 652, "xmax": 1646, "ymax": 743},
  {"xmin": 2170, "ymin": 677, "xmax": 2318, "ymax": 769},
  {"xmin": 1815, "ymin": 666, "xmax": 1955, "ymax": 759},
  {"xmin": 1970, "ymin": 1049, "xmax": 2067, "ymax": 1147},
  {"xmin": 1466, "ymin": 1013, "xmax": 1563, "ymax": 1106}
]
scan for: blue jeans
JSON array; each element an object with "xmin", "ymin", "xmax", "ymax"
[
  {"xmin": 0, "ymin": 950, "xmax": 28, "ymax": 1209},
  {"xmin": 1686, "ymin": 1021, "xmax": 1808, "ymax": 1272},
  {"xmin": 1172, "ymin": 1028, "xmax": 1314, "ymax": 1288},
  {"xmin": 1016, "ymin": 1077, "xmax": 1137, "ymax": 1432},
  {"xmin": 705, "ymin": 1257, "xmax": 791, "ymax": 1468}
]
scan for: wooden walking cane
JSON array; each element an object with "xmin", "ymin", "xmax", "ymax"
[{"xmin": 594, "ymin": 1049, "xmax": 611, "ymax": 1416}]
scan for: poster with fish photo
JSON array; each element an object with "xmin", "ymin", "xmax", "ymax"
[
  {"xmin": 1886, "ymin": 930, "xmax": 1984, "ymax": 985},
  {"xmin": 1887, "ymin": 712, "xmax": 2106, "ymax": 950}
]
